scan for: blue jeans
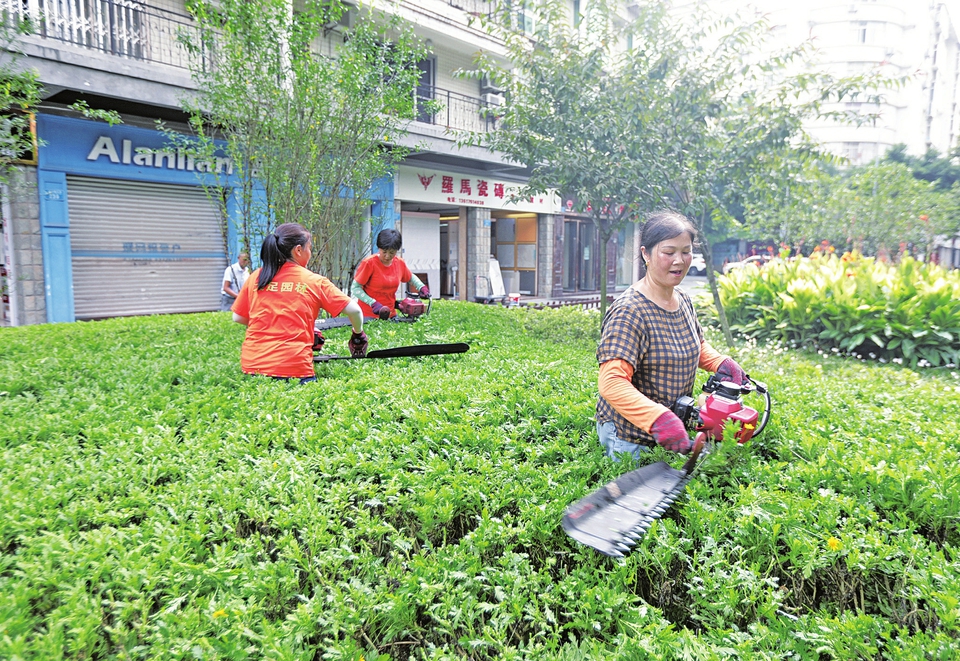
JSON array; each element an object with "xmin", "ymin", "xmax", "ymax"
[
  {"xmin": 248, "ymin": 374, "xmax": 317, "ymax": 385},
  {"xmin": 597, "ymin": 421, "xmax": 649, "ymax": 462}
]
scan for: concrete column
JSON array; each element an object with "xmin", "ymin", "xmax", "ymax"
[
  {"xmin": 456, "ymin": 206, "xmax": 467, "ymax": 301},
  {"xmin": 536, "ymin": 213, "xmax": 555, "ymax": 298},
  {"xmin": 465, "ymin": 206, "xmax": 491, "ymax": 302},
  {"xmin": 7, "ymin": 167, "xmax": 45, "ymax": 326}
]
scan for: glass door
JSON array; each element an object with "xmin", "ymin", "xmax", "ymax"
[
  {"xmin": 416, "ymin": 58, "xmax": 435, "ymax": 123},
  {"xmin": 562, "ymin": 220, "xmax": 578, "ymax": 291}
]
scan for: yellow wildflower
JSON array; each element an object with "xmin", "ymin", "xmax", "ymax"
[
  {"xmin": 212, "ymin": 609, "xmax": 228, "ymax": 618},
  {"xmin": 827, "ymin": 537, "xmax": 842, "ymax": 551}
]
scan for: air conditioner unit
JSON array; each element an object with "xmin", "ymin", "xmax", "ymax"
[
  {"xmin": 480, "ymin": 74, "xmax": 503, "ymax": 95},
  {"xmin": 481, "ymin": 92, "xmax": 505, "ymax": 107},
  {"xmin": 324, "ymin": 4, "xmax": 355, "ymax": 31},
  {"xmin": 339, "ymin": 6, "xmax": 356, "ymax": 29}
]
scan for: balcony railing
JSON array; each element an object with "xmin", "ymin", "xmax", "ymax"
[
  {"xmin": 447, "ymin": 0, "xmax": 534, "ymax": 33},
  {"xmin": 1, "ymin": 0, "xmax": 207, "ymax": 71},
  {"xmin": 416, "ymin": 85, "xmax": 501, "ymax": 133},
  {"xmin": 447, "ymin": 0, "xmax": 495, "ymax": 17}
]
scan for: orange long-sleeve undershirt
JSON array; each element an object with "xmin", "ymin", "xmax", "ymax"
[{"xmin": 597, "ymin": 340, "xmax": 728, "ymax": 433}]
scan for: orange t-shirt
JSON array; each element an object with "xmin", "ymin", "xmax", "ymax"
[
  {"xmin": 232, "ymin": 262, "xmax": 351, "ymax": 378},
  {"xmin": 353, "ymin": 254, "xmax": 413, "ymax": 318}
]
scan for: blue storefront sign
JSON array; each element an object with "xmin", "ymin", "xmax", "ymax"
[
  {"xmin": 38, "ymin": 114, "xmax": 235, "ymax": 185},
  {"xmin": 36, "ymin": 114, "xmax": 396, "ymax": 323},
  {"xmin": 37, "ymin": 114, "xmax": 241, "ymax": 322}
]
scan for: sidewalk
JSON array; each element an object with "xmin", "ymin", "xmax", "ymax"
[{"xmin": 510, "ymin": 275, "xmax": 710, "ymax": 310}]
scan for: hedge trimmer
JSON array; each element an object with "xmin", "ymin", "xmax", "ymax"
[
  {"xmin": 394, "ymin": 291, "xmax": 431, "ymax": 323},
  {"xmin": 313, "ymin": 342, "xmax": 469, "ymax": 363},
  {"xmin": 315, "ymin": 291, "xmax": 431, "ymax": 330},
  {"xmin": 562, "ymin": 374, "xmax": 771, "ymax": 557}
]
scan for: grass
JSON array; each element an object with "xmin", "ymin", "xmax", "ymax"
[{"xmin": 0, "ymin": 301, "xmax": 958, "ymax": 660}]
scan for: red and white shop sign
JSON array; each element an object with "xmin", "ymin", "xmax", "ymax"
[{"xmin": 396, "ymin": 166, "xmax": 560, "ymax": 214}]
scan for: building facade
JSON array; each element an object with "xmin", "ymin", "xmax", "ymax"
[
  {"xmin": 724, "ymin": 0, "xmax": 960, "ymax": 165},
  {"xmin": 1, "ymin": 0, "xmax": 599, "ymax": 326}
]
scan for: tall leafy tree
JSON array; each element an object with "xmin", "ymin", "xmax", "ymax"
[
  {"xmin": 886, "ymin": 143, "xmax": 960, "ymax": 190},
  {"xmin": 768, "ymin": 162, "xmax": 959, "ymax": 259},
  {"xmin": 180, "ymin": 0, "xmax": 427, "ymax": 289},
  {"xmin": 467, "ymin": 0, "xmax": 887, "ymax": 335},
  {"xmin": 462, "ymin": 0, "xmax": 674, "ymax": 315},
  {"xmin": 625, "ymin": 2, "xmax": 893, "ymax": 343}
]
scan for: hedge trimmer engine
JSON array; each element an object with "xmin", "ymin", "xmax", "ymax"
[
  {"xmin": 561, "ymin": 374, "xmax": 771, "ymax": 557},
  {"xmin": 397, "ymin": 296, "xmax": 426, "ymax": 318},
  {"xmin": 671, "ymin": 374, "xmax": 768, "ymax": 446},
  {"xmin": 395, "ymin": 291, "xmax": 431, "ymax": 322}
]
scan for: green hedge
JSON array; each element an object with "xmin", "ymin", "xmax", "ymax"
[
  {"xmin": 0, "ymin": 302, "xmax": 958, "ymax": 659},
  {"xmin": 714, "ymin": 254, "xmax": 960, "ymax": 368}
]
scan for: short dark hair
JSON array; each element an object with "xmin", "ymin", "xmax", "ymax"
[
  {"xmin": 640, "ymin": 210, "xmax": 697, "ymax": 257},
  {"xmin": 376, "ymin": 229, "xmax": 402, "ymax": 251}
]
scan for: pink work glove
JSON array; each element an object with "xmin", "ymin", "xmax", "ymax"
[
  {"xmin": 371, "ymin": 301, "xmax": 391, "ymax": 320},
  {"xmin": 650, "ymin": 410, "xmax": 693, "ymax": 454},
  {"xmin": 349, "ymin": 331, "xmax": 368, "ymax": 358},
  {"xmin": 716, "ymin": 357, "xmax": 747, "ymax": 385}
]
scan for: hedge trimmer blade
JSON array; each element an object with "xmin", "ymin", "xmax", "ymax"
[
  {"xmin": 562, "ymin": 437, "xmax": 707, "ymax": 557},
  {"xmin": 314, "ymin": 342, "xmax": 470, "ymax": 363}
]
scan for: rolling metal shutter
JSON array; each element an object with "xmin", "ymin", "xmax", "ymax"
[{"xmin": 67, "ymin": 176, "xmax": 226, "ymax": 319}]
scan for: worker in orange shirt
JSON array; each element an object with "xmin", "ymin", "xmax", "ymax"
[
  {"xmin": 232, "ymin": 223, "xmax": 367, "ymax": 383},
  {"xmin": 351, "ymin": 229, "xmax": 429, "ymax": 320}
]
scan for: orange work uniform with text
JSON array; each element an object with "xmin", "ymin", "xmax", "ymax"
[
  {"xmin": 233, "ymin": 262, "xmax": 351, "ymax": 378},
  {"xmin": 353, "ymin": 254, "xmax": 413, "ymax": 318}
]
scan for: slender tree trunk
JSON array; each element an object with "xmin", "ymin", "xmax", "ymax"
[{"xmin": 597, "ymin": 217, "xmax": 613, "ymax": 317}]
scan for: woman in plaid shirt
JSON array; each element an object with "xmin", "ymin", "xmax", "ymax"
[{"xmin": 596, "ymin": 210, "xmax": 746, "ymax": 460}]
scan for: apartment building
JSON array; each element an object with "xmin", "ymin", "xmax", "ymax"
[
  {"xmin": 724, "ymin": 0, "xmax": 960, "ymax": 165},
  {"xmin": 0, "ymin": 0, "xmax": 579, "ymax": 326}
]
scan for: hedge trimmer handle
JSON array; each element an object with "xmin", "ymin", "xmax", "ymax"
[{"xmin": 682, "ymin": 432, "xmax": 708, "ymax": 474}]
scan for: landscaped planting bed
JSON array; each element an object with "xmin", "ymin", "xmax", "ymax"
[
  {"xmin": 1, "ymin": 301, "xmax": 958, "ymax": 659},
  {"xmin": 716, "ymin": 254, "xmax": 960, "ymax": 368}
]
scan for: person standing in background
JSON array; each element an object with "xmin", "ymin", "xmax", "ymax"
[{"xmin": 221, "ymin": 252, "xmax": 250, "ymax": 311}]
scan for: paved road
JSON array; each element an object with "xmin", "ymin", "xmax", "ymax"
[{"xmin": 679, "ymin": 274, "xmax": 709, "ymax": 298}]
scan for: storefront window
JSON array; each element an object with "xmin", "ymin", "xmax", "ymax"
[{"xmin": 494, "ymin": 214, "xmax": 538, "ymax": 295}]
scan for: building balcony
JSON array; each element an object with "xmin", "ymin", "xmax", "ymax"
[
  {"xmin": 414, "ymin": 84, "xmax": 502, "ymax": 134},
  {"xmin": 3, "ymin": 0, "xmax": 207, "ymax": 72}
]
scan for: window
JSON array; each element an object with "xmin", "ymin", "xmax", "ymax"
[
  {"xmin": 494, "ymin": 215, "xmax": 538, "ymax": 295},
  {"xmin": 855, "ymin": 21, "xmax": 868, "ymax": 44},
  {"xmin": 415, "ymin": 58, "xmax": 436, "ymax": 123},
  {"xmin": 506, "ymin": 0, "xmax": 535, "ymax": 35}
]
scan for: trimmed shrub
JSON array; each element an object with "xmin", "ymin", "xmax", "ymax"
[{"xmin": 713, "ymin": 254, "xmax": 960, "ymax": 368}]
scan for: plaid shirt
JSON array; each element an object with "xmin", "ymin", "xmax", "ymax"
[{"xmin": 596, "ymin": 287, "xmax": 703, "ymax": 445}]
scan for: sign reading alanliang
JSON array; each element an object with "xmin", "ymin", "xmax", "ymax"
[{"xmin": 37, "ymin": 114, "xmax": 234, "ymax": 186}]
